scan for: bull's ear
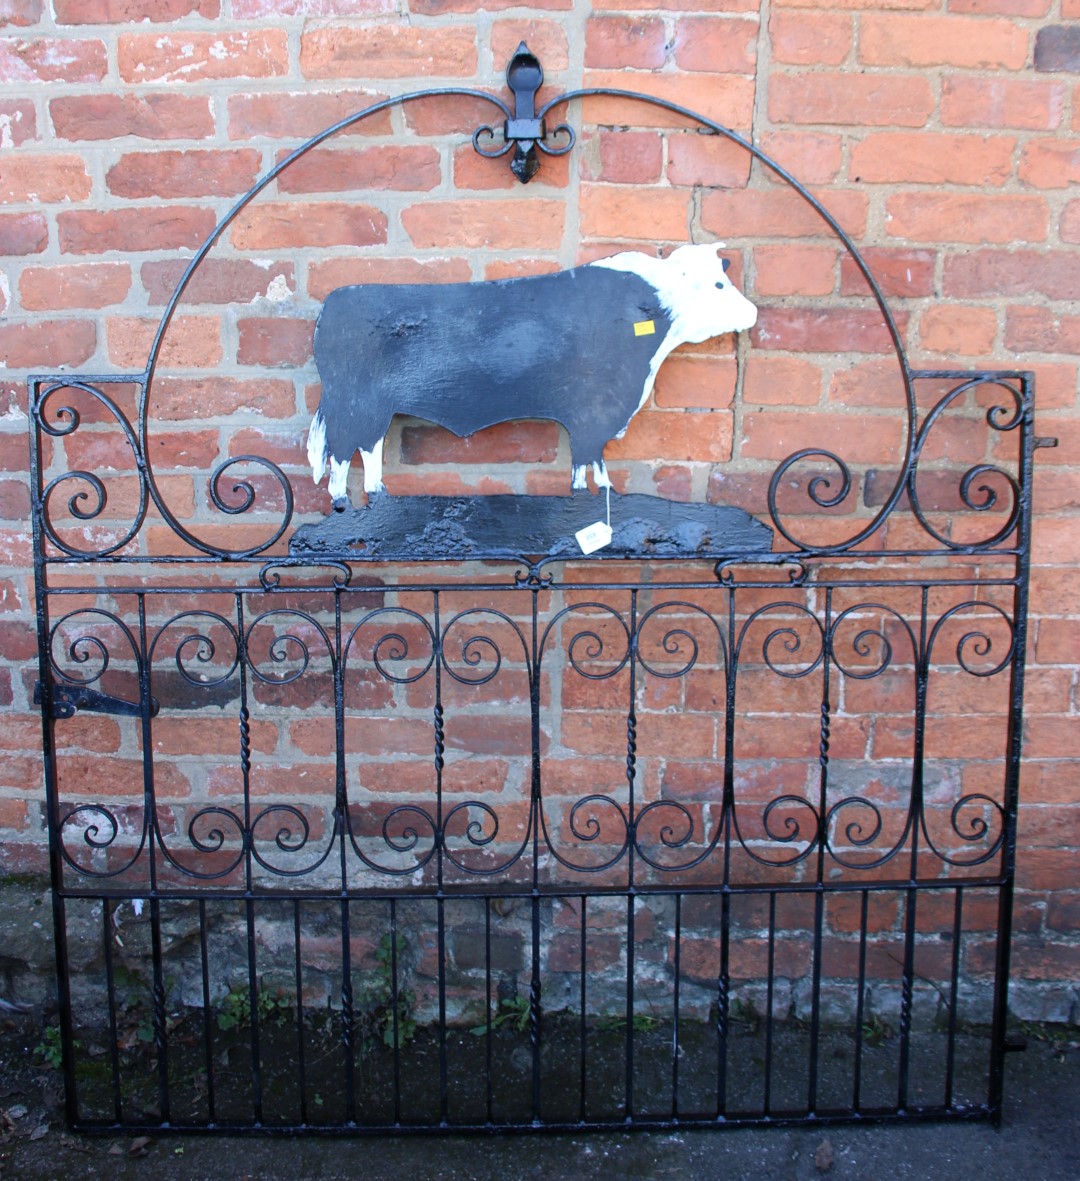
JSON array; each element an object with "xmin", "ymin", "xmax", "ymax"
[{"xmin": 721, "ymin": 257, "xmax": 731, "ymax": 274}]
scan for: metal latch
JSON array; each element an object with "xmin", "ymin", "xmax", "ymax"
[{"xmin": 34, "ymin": 681, "xmax": 159, "ymax": 719}]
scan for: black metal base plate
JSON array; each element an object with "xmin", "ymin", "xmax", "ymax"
[{"xmin": 289, "ymin": 492, "xmax": 774, "ymax": 562}]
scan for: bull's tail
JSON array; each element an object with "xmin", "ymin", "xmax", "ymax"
[{"xmin": 307, "ymin": 409, "xmax": 328, "ymax": 484}]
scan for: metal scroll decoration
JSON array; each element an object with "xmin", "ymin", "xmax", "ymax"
[{"xmin": 28, "ymin": 41, "xmax": 1046, "ymax": 569}]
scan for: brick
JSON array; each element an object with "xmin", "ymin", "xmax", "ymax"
[
  {"xmin": 839, "ymin": 248, "xmax": 934, "ymax": 299},
  {"xmin": 919, "ymin": 306, "xmax": 997, "ymax": 357},
  {"xmin": 54, "ymin": 0, "xmax": 219, "ymax": 21},
  {"xmin": 943, "ymin": 250, "xmax": 1078, "ymax": 302},
  {"xmin": 0, "ymin": 320, "xmax": 95, "ymax": 368},
  {"xmin": 754, "ymin": 245, "xmax": 836, "ymax": 296},
  {"xmin": 1035, "ymin": 619, "xmax": 1080, "ymax": 665},
  {"xmin": 69, "ymin": 428, "xmax": 219, "ymax": 472},
  {"xmin": 237, "ymin": 317, "xmax": 314, "ymax": 367},
  {"xmin": 884, "ymin": 193, "xmax": 1048, "ymax": 244},
  {"xmin": 107, "ymin": 149, "xmax": 261, "ymax": 200},
  {"xmin": 234, "ymin": 0, "xmax": 396, "ymax": 13},
  {"xmin": 951, "ymin": 0, "xmax": 1049, "ymax": 13},
  {"xmin": 751, "ymin": 308, "xmax": 902, "ymax": 354},
  {"xmin": 757, "ymin": 132, "xmax": 843, "ymax": 185},
  {"xmin": 742, "ymin": 355, "xmax": 822, "ymax": 406},
  {"xmin": 652, "ymin": 355, "xmax": 736, "ymax": 410},
  {"xmin": 702, "ymin": 187, "xmax": 866, "ymax": 239},
  {"xmin": 0, "ymin": 212, "xmax": 46, "ymax": 255},
  {"xmin": 666, "ymin": 134, "xmax": 750, "ymax": 188},
  {"xmin": 400, "ymin": 421, "xmax": 559, "ymax": 466},
  {"xmin": 51, "ymin": 94, "xmax": 214, "ymax": 141},
  {"xmin": 0, "ymin": 100, "xmax": 35, "ymax": 147},
  {"xmin": 860, "ymin": 14, "xmax": 1028, "ymax": 69},
  {"xmin": 1034, "ymin": 25, "xmax": 1080, "ymax": 73},
  {"xmin": 413, "ymin": 0, "xmax": 570, "ymax": 11},
  {"xmin": 0, "ymin": 153, "xmax": 91, "ymax": 204},
  {"xmin": 585, "ymin": 15, "xmax": 667, "ymax": 70},
  {"xmin": 1019, "ymin": 139, "xmax": 1080, "ymax": 189},
  {"xmin": 675, "ymin": 18, "xmax": 758, "ymax": 73},
  {"xmin": 119, "ymin": 30, "xmax": 288, "ymax": 83},
  {"xmin": 452, "ymin": 141, "xmax": 570, "ymax": 191},
  {"xmin": 300, "ymin": 23, "xmax": 477, "ymax": 79},
  {"xmin": 484, "ymin": 258, "xmax": 562, "ymax": 280},
  {"xmin": 593, "ymin": 0, "xmax": 755, "ymax": 9},
  {"xmin": 490, "ymin": 20, "xmax": 571, "ymax": 72},
  {"xmin": 151, "ymin": 376, "xmax": 295, "ymax": 420},
  {"xmin": 769, "ymin": 73, "xmax": 934, "ymax": 127},
  {"xmin": 769, "ymin": 10, "xmax": 851, "ymax": 64},
  {"xmin": 58, "ymin": 206, "xmax": 217, "ymax": 254},
  {"xmin": 941, "ymin": 77, "xmax": 1064, "ymax": 131},
  {"xmin": 1064, "ymin": 200, "xmax": 1080, "ymax": 243},
  {"xmin": 605, "ymin": 408, "xmax": 732, "ymax": 463},
  {"xmin": 307, "ymin": 257, "xmax": 470, "ymax": 300},
  {"xmin": 581, "ymin": 184, "xmax": 692, "ymax": 242},
  {"xmin": 20, "ymin": 263, "xmax": 131, "ymax": 311},
  {"xmin": 142, "ymin": 259, "xmax": 295, "ymax": 306},
  {"xmin": 581, "ymin": 71, "xmax": 756, "ymax": 131},
  {"xmin": 851, "ymin": 132, "xmax": 1015, "ymax": 186},
  {"xmin": 228, "ymin": 91, "xmax": 392, "ymax": 140},
  {"xmin": 0, "ymin": 0, "xmax": 41, "ymax": 25},
  {"xmin": 1006, "ymin": 307, "xmax": 1080, "ymax": 354},
  {"xmin": 277, "ymin": 145, "xmax": 441, "ymax": 194},
  {"xmin": 0, "ymin": 37, "xmax": 106, "ymax": 83},
  {"xmin": 107, "ymin": 315, "xmax": 221, "ymax": 369},
  {"xmin": 230, "ymin": 202, "xmax": 388, "ymax": 250},
  {"xmin": 581, "ymin": 131, "xmax": 660, "ymax": 185},
  {"xmin": 772, "ymin": 0, "xmax": 934, "ymax": 9},
  {"xmin": 401, "ymin": 199, "xmax": 564, "ymax": 250},
  {"xmin": 742, "ymin": 410, "xmax": 903, "ymax": 464}
]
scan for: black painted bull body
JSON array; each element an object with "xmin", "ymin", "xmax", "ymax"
[{"xmin": 307, "ymin": 244, "xmax": 757, "ymax": 502}]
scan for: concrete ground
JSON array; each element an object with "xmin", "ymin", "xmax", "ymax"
[{"xmin": 2, "ymin": 1021, "xmax": 1079, "ymax": 1181}]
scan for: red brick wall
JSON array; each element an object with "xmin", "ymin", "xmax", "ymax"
[{"xmin": 1, "ymin": 3, "xmax": 1077, "ymax": 1010}]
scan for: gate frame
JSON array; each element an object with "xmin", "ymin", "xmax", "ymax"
[{"xmin": 27, "ymin": 47, "xmax": 1054, "ymax": 1134}]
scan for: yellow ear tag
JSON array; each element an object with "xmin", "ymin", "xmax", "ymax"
[{"xmin": 633, "ymin": 320, "xmax": 656, "ymax": 337}]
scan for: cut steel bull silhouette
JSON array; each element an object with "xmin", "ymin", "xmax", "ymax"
[{"xmin": 307, "ymin": 244, "xmax": 757, "ymax": 503}]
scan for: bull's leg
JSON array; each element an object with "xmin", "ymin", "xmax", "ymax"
[
  {"xmin": 359, "ymin": 437, "xmax": 386, "ymax": 495},
  {"xmin": 592, "ymin": 460, "xmax": 612, "ymax": 489},
  {"xmin": 327, "ymin": 456, "xmax": 352, "ymax": 504},
  {"xmin": 570, "ymin": 457, "xmax": 612, "ymax": 491}
]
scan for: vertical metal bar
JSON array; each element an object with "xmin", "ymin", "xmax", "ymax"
[
  {"xmin": 899, "ymin": 585, "xmax": 930, "ymax": 1113},
  {"xmin": 237, "ymin": 593, "xmax": 263, "ymax": 1125},
  {"xmin": 341, "ymin": 898, "xmax": 355, "ymax": 1125},
  {"xmin": 808, "ymin": 586, "xmax": 833, "ymax": 1116},
  {"xmin": 990, "ymin": 371, "xmax": 1036, "ymax": 1125},
  {"xmin": 624, "ymin": 589, "xmax": 639, "ymax": 1124},
  {"xmin": 485, "ymin": 897, "xmax": 493, "ymax": 1125},
  {"xmin": 294, "ymin": 899, "xmax": 308, "ymax": 1126},
  {"xmin": 717, "ymin": 583, "xmax": 737, "ymax": 1122},
  {"xmin": 199, "ymin": 898, "xmax": 216, "ymax": 1125},
  {"xmin": 389, "ymin": 897, "xmax": 402, "ymax": 1127},
  {"xmin": 625, "ymin": 893, "xmax": 636, "ymax": 1123},
  {"xmin": 763, "ymin": 891, "xmax": 776, "ymax": 1117},
  {"xmin": 853, "ymin": 889, "xmax": 869, "ymax": 1114},
  {"xmin": 672, "ymin": 893, "xmax": 682, "ymax": 1119},
  {"xmin": 138, "ymin": 594, "xmax": 170, "ymax": 1126},
  {"xmin": 529, "ymin": 586, "xmax": 542, "ymax": 1125},
  {"xmin": 29, "ymin": 378, "xmax": 80, "ymax": 1127},
  {"xmin": 579, "ymin": 894, "xmax": 587, "ymax": 1124},
  {"xmin": 102, "ymin": 899, "xmax": 122, "ymax": 1123},
  {"xmin": 717, "ymin": 889, "xmax": 730, "ymax": 1120},
  {"xmin": 438, "ymin": 897, "xmax": 449, "ymax": 1125},
  {"xmin": 433, "ymin": 590, "xmax": 450, "ymax": 1127},
  {"xmin": 944, "ymin": 888, "xmax": 964, "ymax": 1109},
  {"xmin": 246, "ymin": 897, "xmax": 263, "ymax": 1124}
]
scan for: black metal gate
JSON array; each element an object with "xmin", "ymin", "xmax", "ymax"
[{"xmin": 29, "ymin": 55, "xmax": 1050, "ymax": 1134}]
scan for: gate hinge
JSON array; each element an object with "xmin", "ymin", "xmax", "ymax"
[{"xmin": 34, "ymin": 681, "xmax": 158, "ymax": 720}]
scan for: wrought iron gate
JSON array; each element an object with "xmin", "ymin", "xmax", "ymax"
[{"xmin": 29, "ymin": 54, "xmax": 1049, "ymax": 1134}]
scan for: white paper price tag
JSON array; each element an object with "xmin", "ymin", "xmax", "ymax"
[{"xmin": 576, "ymin": 520, "xmax": 613, "ymax": 555}]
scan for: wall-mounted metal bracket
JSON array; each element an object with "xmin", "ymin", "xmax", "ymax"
[
  {"xmin": 472, "ymin": 43, "xmax": 576, "ymax": 183},
  {"xmin": 34, "ymin": 680, "xmax": 158, "ymax": 720}
]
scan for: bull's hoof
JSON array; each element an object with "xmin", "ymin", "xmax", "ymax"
[{"xmin": 332, "ymin": 496, "xmax": 350, "ymax": 513}]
